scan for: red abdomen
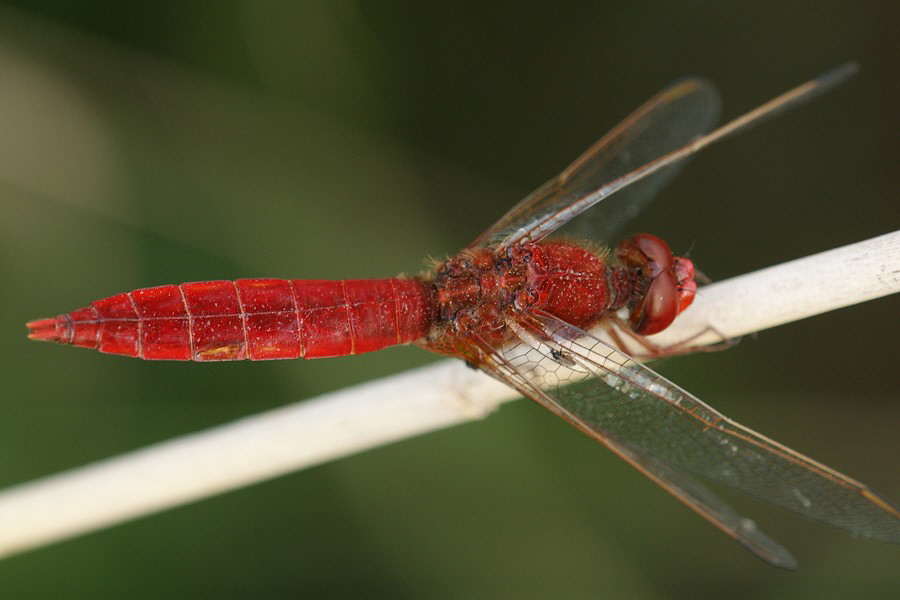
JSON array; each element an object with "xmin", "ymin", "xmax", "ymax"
[{"xmin": 27, "ymin": 278, "xmax": 435, "ymax": 361}]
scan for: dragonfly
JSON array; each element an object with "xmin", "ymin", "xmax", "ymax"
[{"xmin": 27, "ymin": 63, "xmax": 899, "ymax": 568}]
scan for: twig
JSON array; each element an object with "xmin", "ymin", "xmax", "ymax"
[
  {"xmin": 0, "ymin": 230, "xmax": 897, "ymax": 560},
  {"xmin": 650, "ymin": 229, "xmax": 900, "ymax": 345}
]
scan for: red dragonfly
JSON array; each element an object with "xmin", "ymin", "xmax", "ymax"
[{"xmin": 27, "ymin": 64, "xmax": 899, "ymax": 568}]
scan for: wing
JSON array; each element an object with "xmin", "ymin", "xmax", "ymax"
[
  {"xmin": 466, "ymin": 310, "xmax": 900, "ymax": 567},
  {"xmin": 469, "ymin": 77, "xmax": 720, "ymax": 250},
  {"xmin": 471, "ymin": 63, "xmax": 859, "ymax": 250}
]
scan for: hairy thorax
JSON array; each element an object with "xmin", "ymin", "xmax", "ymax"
[{"xmin": 423, "ymin": 241, "xmax": 633, "ymax": 358}]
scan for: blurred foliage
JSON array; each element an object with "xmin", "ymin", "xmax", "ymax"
[{"xmin": 0, "ymin": 1, "xmax": 897, "ymax": 598}]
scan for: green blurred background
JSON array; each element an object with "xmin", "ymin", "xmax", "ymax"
[{"xmin": 0, "ymin": 1, "xmax": 897, "ymax": 598}]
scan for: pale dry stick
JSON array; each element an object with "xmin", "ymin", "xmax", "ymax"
[
  {"xmin": 649, "ymin": 229, "xmax": 900, "ymax": 347},
  {"xmin": 0, "ymin": 230, "xmax": 898, "ymax": 560}
]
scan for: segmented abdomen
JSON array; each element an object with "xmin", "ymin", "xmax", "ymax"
[{"xmin": 27, "ymin": 278, "xmax": 435, "ymax": 361}]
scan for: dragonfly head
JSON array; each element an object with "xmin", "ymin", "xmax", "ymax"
[{"xmin": 617, "ymin": 234, "xmax": 697, "ymax": 335}]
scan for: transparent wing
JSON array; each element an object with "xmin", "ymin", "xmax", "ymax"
[
  {"xmin": 469, "ymin": 78, "xmax": 720, "ymax": 249},
  {"xmin": 471, "ymin": 63, "xmax": 859, "ymax": 250},
  {"xmin": 472, "ymin": 310, "xmax": 900, "ymax": 567},
  {"xmin": 478, "ymin": 338, "xmax": 797, "ymax": 568}
]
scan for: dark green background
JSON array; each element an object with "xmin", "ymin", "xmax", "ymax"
[{"xmin": 0, "ymin": 2, "xmax": 897, "ymax": 598}]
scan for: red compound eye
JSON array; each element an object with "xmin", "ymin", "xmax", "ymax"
[
  {"xmin": 631, "ymin": 269, "xmax": 679, "ymax": 335},
  {"xmin": 619, "ymin": 234, "xmax": 696, "ymax": 335}
]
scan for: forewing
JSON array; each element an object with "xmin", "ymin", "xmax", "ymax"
[
  {"xmin": 469, "ymin": 78, "xmax": 721, "ymax": 249},
  {"xmin": 488, "ymin": 315, "xmax": 900, "ymax": 547},
  {"xmin": 476, "ymin": 336, "xmax": 798, "ymax": 568},
  {"xmin": 471, "ymin": 64, "xmax": 858, "ymax": 250}
]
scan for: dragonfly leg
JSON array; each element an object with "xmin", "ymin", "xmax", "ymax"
[{"xmin": 605, "ymin": 318, "xmax": 737, "ymax": 361}]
